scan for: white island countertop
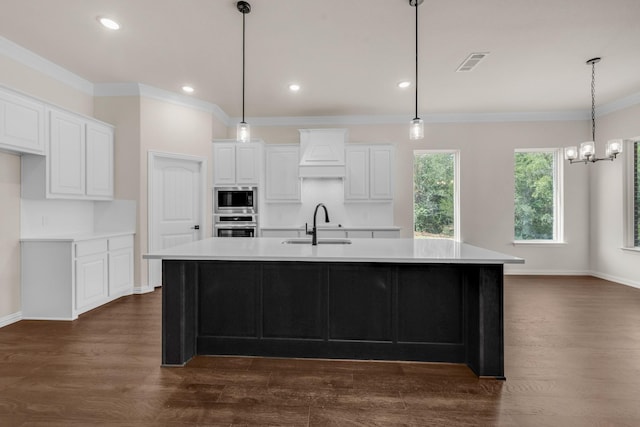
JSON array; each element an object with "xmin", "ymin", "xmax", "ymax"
[{"xmin": 144, "ymin": 237, "xmax": 524, "ymax": 265}]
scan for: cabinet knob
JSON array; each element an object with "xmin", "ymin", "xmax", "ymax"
[{"xmin": 191, "ymin": 225, "xmax": 200, "ymax": 230}]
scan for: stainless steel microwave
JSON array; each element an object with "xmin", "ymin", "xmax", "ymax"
[{"xmin": 214, "ymin": 187, "xmax": 257, "ymax": 213}]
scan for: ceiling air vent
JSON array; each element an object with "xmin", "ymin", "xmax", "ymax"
[{"xmin": 456, "ymin": 52, "xmax": 489, "ymax": 72}]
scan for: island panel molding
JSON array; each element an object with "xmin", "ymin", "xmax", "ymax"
[{"xmin": 161, "ymin": 259, "xmax": 506, "ymax": 378}]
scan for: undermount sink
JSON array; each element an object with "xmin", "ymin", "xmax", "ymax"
[{"xmin": 282, "ymin": 238, "xmax": 352, "ymax": 245}]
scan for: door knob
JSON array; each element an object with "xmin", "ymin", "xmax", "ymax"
[{"xmin": 191, "ymin": 225, "xmax": 200, "ymax": 230}]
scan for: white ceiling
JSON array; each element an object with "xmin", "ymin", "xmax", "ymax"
[{"xmin": 1, "ymin": 0, "xmax": 640, "ymax": 120}]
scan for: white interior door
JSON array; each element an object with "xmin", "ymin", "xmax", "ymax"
[{"xmin": 148, "ymin": 152, "xmax": 206, "ymax": 287}]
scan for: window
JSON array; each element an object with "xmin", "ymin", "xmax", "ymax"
[
  {"xmin": 635, "ymin": 141, "xmax": 640, "ymax": 247},
  {"xmin": 625, "ymin": 139, "xmax": 640, "ymax": 248},
  {"xmin": 514, "ymin": 149, "xmax": 563, "ymax": 242},
  {"xmin": 413, "ymin": 150, "xmax": 459, "ymax": 240}
]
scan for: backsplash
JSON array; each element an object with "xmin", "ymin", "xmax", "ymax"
[{"xmin": 259, "ymin": 178, "xmax": 393, "ymax": 227}]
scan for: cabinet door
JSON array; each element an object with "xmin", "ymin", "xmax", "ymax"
[
  {"xmin": 86, "ymin": 121, "xmax": 114, "ymax": 199},
  {"xmin": 49, "ymin": 109, "xmax": 86, "ymax": 197},
  {"xmin": 265, "ymin": 145, "xmax": 300, "ymax": 201},
  {"xmin": 235, "ymin": 143, "xmax": 261, "ymax": 184},
  {"xmin": 76, "ymin": 252, "xmax": 108, "ymax": 311},
  {"xmin": 213, "ymin": 143, "xmax": 236, "ymax": 185},
  {"xmin": 344, "ymin": 146, "xmax": 369, "ymax": 200},
  {"xmin": 0, "ymin": 89, "xmax": 45, "ymax": 154},
  {"xmin": 109, "ymin": 247, "xmax": 133, "ymax": 297},
  {"xmin": 369, "ymin": 146, "xmax": 394, "ymax": 200}
]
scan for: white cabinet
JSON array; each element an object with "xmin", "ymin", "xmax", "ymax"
[
  {"xmin": 0, "ymin": 87, "xmax": 46, "ymax": 155},
  {"xmin": 213, "ymin": 141, "xmax": 262, "ymax": 185},
  {"xmin": 75, "ymin": 239, "xmax": 109, "ymax": 311},
  {"xmin": 86, "ymin": 122, "xmax": 114, "ymax": 198},
  {"xmin": 21, "ymin": 234, "xmax": 134, "ymax": 320},
  {"xmin": 21, "ymin": 108, "xmax": 114, "ymax": 200},
  {"xmin": 108, "ymin": 236, "xmax": 135, "ymax": 297},
  {"xmin": 345, "ymin": 144, "xmax": 394, "ymax": 201},
  {"xmin": 265, "ymin": 145, "xmax": 301, "ymax": 201},
  {"xmin": 49, "ymin": 108, "xmax": 86, "ymax": 196}
]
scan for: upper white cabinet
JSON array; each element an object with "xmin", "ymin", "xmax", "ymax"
[
  {"xmin": 265, "ymin": 145, "xmax": 301, "ymax": 202},
  {"xmin": 0, "ymin": 87, "xmax": 46, "ymax": 155},
  {"xmin": 86, "ymin": 121, "xmax": 114, "ymax": 198},
  {"xmin": 345, "ymin": 144, "xmax": 394, "ymax": 201},
  {"xmin": 49, "ymin": 108, "xmax": 86, "ymax": 196},
  {"xmin": 22, "ymin": 107, "xmax": 114, "ymax": 200},
  {"xmin": 213, "ymin": 141, "xmax": 262, "ymax": 185}
]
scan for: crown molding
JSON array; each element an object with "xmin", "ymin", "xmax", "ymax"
[
  {"xmin": 94, "ymin": 83, "xmax": 230, "ymax": 124},
  {"xmin": 2, "ymin": 35, "xmax": 639, "ymax": 127},
  {"xmin": 0, "ymin": 36, "xmax": 94, "ymax": 95}
]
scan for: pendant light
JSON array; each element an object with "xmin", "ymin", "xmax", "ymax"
[
  {"xmin": 564, "ymin": 58, "xmax": 623, "ymax": 163},
  {"xmin": 409, "ymin": 0, "xmax": 424, "ymax": 140},
  {"xmin": 236, "ymin": 1, "xmax": 251, "ymax": 142}
]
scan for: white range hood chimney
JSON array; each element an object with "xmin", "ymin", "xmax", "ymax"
[{"xmin": 298, "ymin": 128, "xmax": 347, "ymax": 178}]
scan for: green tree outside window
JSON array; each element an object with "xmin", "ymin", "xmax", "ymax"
[
  {"xmin": 413, "ymin": 152, "xmax": 455, "ymax": 238},
  {"xmin": 514, "ymin": 151, "xmax": 555, "ymax": 240}
]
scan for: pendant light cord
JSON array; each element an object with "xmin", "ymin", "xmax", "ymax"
[
  {"xmin": 414, "ymin": 1, "xmax": 419, "ymax": 120},
  {"xmin": 591, "ymin": 60, "xmax": 595, "ymax": 143},
  {"xmin": 242, "ymin": 10, "xmax": 246, "ymax": 123}
]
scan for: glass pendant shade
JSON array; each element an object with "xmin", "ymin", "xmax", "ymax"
[
  {"xmin": 410, "ymin": 118, "xmax": 424, "ymax": 140},
  {"xmin": 605, "ymin": 139, "xmax": 623, "ymax": 158},
  {"xmin": 564, "ymin": 146, "xmax": 578, "ymax": 161},
  {"xmin": 579, "ymin": 141, "xmax": 595, "ymax": 160},
  {"xmin": 237, "ymin": 121, "xmax": 250, "ymax": 143}
]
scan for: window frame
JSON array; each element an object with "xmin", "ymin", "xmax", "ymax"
[
  {"xmin": 412, "ymin": 149, "xmax": 461, "ymax": 241},
  {"xmin": 513, "ymin": 148, "xmax": 565, "ymax": 244},
  {"xmin": 623, "ymin": 137, "xmax": 640, "ymax": 251}
]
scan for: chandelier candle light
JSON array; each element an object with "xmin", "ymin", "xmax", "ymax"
[
  {"xmin": 409, "ymin": 0, "xmax": 424, "ymax": 140},
  {"xmin": 564, "ymin": 58, "xmax": 623, "ymax": 164},
  {"xmin": 237, "ymin": 1, "xmax": 251, "ymax": 143}
]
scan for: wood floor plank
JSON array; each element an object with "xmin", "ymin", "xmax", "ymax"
[{"xmin": 2, "ymin": 275, "xmax": 640, "ymax": 426}]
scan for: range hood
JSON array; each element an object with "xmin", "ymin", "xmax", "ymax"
[{"xmin": 298, "ymin": 129, "xmax": 347, "ymax": 178}]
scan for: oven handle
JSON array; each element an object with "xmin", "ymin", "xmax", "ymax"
[{"xmin": 214, "ymin": 223, "xmax": 258, "ymax": 228}]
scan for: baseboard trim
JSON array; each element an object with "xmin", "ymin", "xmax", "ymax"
[
  {"xmin": 589, "ymin": 271, "xmax": 640, "ymax": 290},
  {"xmin": 134, "ymin": 284, "xmax": 155, "ymax": 295},
  {"xmin": 0, "ymin": 311, "xmax": 22, "ymax": 328},
  {"xmin": 504, "ymin": 269, "xmax": 590, "ymax": 276}
]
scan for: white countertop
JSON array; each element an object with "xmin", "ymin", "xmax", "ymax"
[
  {"xmin": 144, "ymin": 237, "xmax": 524, "ymax": 264},
  {"xmin": 20, "ymin": 231, "xmax": 135, "ymax": 242}
]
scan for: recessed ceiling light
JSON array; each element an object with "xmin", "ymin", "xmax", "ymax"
[
  {"xmin": 182, "ymin": 86, "xmax": 195, "ymax": 94},
  {"xmin": 288, "ymin": 83, "xmax": 301, "ymax": 92},
  {"xmin": 397, "ymin": 81, "xmax": 411, "ymax": 89},
  {"xmin": 98, "ymin": 17, "xmax": 120, "ymax": 30}
]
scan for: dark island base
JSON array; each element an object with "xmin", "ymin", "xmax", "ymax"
[{"xmin": 162, "ymin": 260, "xmax": 505, "ymax": 379}]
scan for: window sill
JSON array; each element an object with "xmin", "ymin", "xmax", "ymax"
[
  {"xmin": 621, "ymin": 247, "xmax": 640, "ymax": 253},
  {"xmin": 512, "ymin": 240, "xmax": 567, "ymax": 247}
]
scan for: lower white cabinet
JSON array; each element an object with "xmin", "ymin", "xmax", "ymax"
[{"xmin": 22, "ymin": 234, "xmax": 134, "ymax": 320}]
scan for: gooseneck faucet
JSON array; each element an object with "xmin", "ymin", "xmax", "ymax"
[{"xmin": 306, "ymin": 203, "xmax": 330, "ymax": 245}]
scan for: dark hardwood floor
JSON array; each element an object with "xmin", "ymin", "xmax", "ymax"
[{"xmin": 1, "ymin": 275, "xmax": 640, "ymax": 426}]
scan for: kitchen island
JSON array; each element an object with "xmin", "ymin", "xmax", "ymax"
[{"xmin": 144, "ymin": 237, "xmax": 523, "ymax": 378}]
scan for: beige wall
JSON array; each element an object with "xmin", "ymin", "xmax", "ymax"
[
  {"xmin": 0, "ymin": 152, "xmax": 21, "ymax": 319},
  {"xmin": 0, "ymin": 56, "xmax": 93, "ymax": 115},
  {"xmin": 138, "ymin": 97, "xmax": 213, "ymax": 288},
  {"xmin": 590, "ymin": 104, "xmax": 640, "ymax": 286},
  {"xmin": 251, "ymin": 120, "xmax": 591, "ymax": 273}
]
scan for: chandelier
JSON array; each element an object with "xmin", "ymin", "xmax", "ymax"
[{"xmin": 564, "ymin": 58, "xmax": 623, "ymax": 163}]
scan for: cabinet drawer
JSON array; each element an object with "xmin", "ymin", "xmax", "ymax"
[
  {"xmin": 75, "ymin": 239, "xmax": 107, "ymax": 257},
  {"xmin": 109, "ymin": 235, "xmax": 133, "ymax": 251}
]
